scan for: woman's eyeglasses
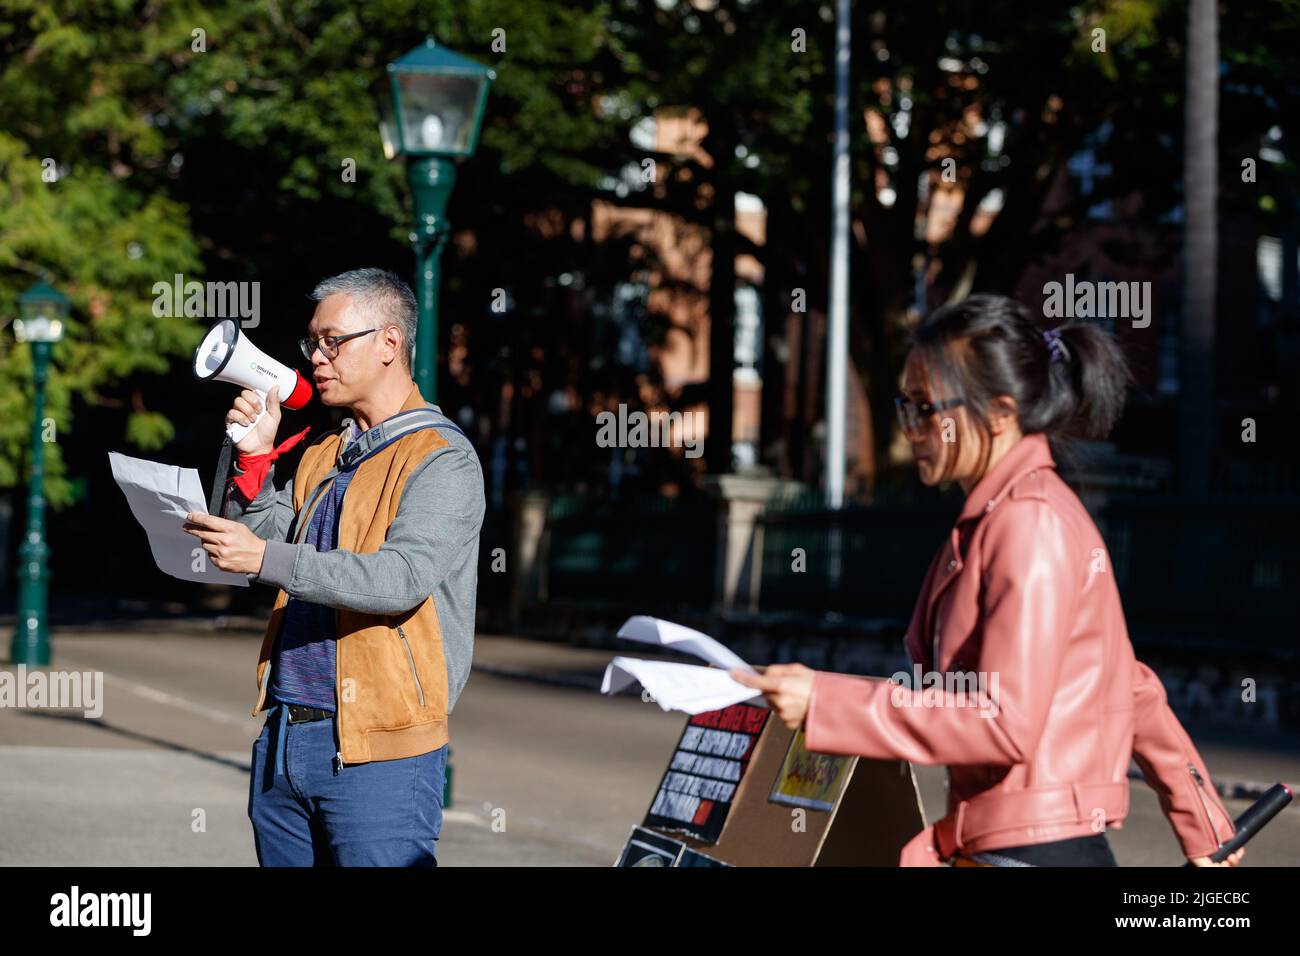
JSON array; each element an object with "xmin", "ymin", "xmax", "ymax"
[
  {"xmin": 894, "ymin": 395, "xmax": 964, "ymax": 435},
  {"xmin": 299, "ymin": 328, "xmax": 380, "ymax": 361}
]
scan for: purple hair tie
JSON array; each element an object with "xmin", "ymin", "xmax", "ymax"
[{"xmin": 1043, "ymin": 328, "xmax": 1070, "ymax": 363}]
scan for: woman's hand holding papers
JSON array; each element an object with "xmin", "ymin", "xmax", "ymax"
[{"xmin": 730, "ymin": 664, "xmax": 815, "ymax": 730}]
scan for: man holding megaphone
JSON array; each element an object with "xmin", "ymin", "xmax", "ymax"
[{"xmin": 182, "ymin": 268, "xmax": 485, "ymax": 867}]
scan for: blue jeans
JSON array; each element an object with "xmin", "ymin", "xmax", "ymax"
[{"xmin": 248, "ymin": 709, "xmax": 446, "ymax": 866}]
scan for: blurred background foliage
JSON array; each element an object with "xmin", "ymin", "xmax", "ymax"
[{"xmin": 0, "ymin": 0, "xmax": 1297, "ymax": 508}]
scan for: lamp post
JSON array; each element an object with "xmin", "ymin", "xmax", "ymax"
[
  {"xmin": 382, "ymin": 37, "xmax": 494, "ymax": 401},
  {"xmin": 11, "ymin": 280, "xmax": 69, "ymax": 667}
]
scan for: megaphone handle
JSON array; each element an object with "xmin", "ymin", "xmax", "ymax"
[
  {"xmin": 224, "ymin": 388, "xmax": 266, "ymax": 445},
  {"xmin": 209, "ymin": 435, "xmax": 234, "ymax": 518}
]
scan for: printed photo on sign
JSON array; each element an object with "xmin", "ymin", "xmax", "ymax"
[
  {"xmin": 676, "ymin": 847, "xmax": 732, "ymax": 867},
  {"xmin": 769, "ymin": 727, "xmax": 853, "ymax": 812},
  {"xmin": 615, "ymin": 826, "xmax": 686, "ymax": 867},
  {"xmin": 642, "ymin": 703, "xmax": 770, "ymax": 843}
]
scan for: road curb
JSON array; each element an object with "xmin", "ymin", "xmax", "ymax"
[{"xmin": 471, "ymin": 661, "xmax": 604, "ymax": 692}]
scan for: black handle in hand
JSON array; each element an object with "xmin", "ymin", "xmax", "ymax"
[
  {"xmin": 208, "ymin": 435, "xmax": 234, "ymax": 517},
  {"xmin": 1182, "ymin": 782, "xmax": 1293, "ymax": 865}
]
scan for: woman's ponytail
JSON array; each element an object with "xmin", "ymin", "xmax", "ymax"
[
  {"xmin": 912, "ymin": 293, "xmax": 1134, "ymax": 444},
  {"xmin": 1049, "ymin": 323, "xmax": 1133, "ymax": 440}
]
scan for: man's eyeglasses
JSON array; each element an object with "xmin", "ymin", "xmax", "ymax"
[
  {"xmin": 894, "ymin": 395, "xmax": 964, "ymax": 435},
  {"xmin": 299, "ymin": 328, "xmax": 380, "ymax": 361}
]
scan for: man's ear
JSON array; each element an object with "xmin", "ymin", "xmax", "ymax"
[
  {"xmin": 989, "ymin": 395, "xmax": 1019, "ymax": 435},
  {"xmin": 382, "ymin": 326, "xmax": 403, "ymax": 367}
]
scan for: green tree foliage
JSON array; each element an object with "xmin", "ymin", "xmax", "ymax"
[
  {"xmin": 0, "ymin": 1, "xmax": 205, "ymax": 504},
  {"xmin": 2, "ymin": 0, "xmax": 1297, "ymax": 506},
  {"xmin": 0, "ymin": 0, "xmax": 631, "ymax": 503}
]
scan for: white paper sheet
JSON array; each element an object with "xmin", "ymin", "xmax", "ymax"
[
  {"xmin": 615, "ymin": 615, "xmax": 755, "ymax": 673},
  {"xmin": 601, "ymin": 657, "xmax": 761, "ymax": 715},
  {"xmin": 108, "ymin": 451, "xmax": 249, "ymax": 587}
]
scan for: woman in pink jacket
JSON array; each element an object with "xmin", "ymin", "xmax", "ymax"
[{"xmin": 734, "ymin": 294, "xmax": 1242, "ymax": 867}]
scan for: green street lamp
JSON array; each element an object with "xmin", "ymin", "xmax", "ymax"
[
  {"xmin": 381, "ymin": 36, "xmax": 494, "ymax": 401},
  {"xmin": 11, "ymin": 280, "xmax": 68, "ymax": 667}
]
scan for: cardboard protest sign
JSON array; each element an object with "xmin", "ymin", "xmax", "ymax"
[{"xmin": 642, "ymin": 702, "xmax": 769, "ymax": 843}]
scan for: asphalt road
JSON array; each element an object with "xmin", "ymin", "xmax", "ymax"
[{"xmin": 1, "ymin": 628, "xmax": 1297, "ymax": 866}]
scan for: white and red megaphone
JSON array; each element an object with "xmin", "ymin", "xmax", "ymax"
[{"xmin": 193, "ymin": 319, "xmax": 313, "ymax": 444}]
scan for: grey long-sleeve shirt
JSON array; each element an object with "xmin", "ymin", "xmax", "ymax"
[{"xmin": 223, "ymin": 415, "xmax": 485, "ymax": 712}]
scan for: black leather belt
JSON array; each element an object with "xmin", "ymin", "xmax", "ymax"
[{"xmin": 286, "ymin": 704, "xmax": 333, "ymax": 723}]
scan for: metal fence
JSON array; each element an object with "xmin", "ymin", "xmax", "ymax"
[
  {"xmin": 757, "ymin": 494, "xmax": 1299, "ymax": 660},
  {"xmin": 520, "ymin": 482, "xmax": 1298, "ymax": 662},
  {"xmin": 542, "ymin": 493, "xmax": 717, "ymax": 609},
  {"xmin": 475, "ymin": 505, "xmax": 512, "ymax": 615},
  {"xmin": 758, "ymin": 496, "xmax": 958, "ymax": 622},
  {"xmin": 1098, "ymin": 497, "xmax": 1300, "ymax": 660}
]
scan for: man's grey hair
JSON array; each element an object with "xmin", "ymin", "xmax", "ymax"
[{"xmin": 310, "ymin": 268, "xmax": 417, "ymax": 370}]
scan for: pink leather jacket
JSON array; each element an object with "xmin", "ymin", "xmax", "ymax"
[{"xmin": 803, "ymin": 433, "xmax": 1237, "ymax": 865}]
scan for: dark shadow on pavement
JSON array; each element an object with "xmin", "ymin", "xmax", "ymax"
[{"xmin": 18, "ymin": 709, "xmax": 251, "ymax": 774}]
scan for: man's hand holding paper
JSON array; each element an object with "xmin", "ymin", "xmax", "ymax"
[
  {"xmin": 107, "ymin": 451, "xmax": 251, "ymax": 586},
  {"xmin": 181, "ymin": 512, "xmax": 267, "ymax": 574}
]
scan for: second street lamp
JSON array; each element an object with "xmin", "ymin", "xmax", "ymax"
[
  {"xmin": 11, "ymin": 280, "xmax": 69, "ymax": 667},
  {"xmin": 382, "ymin": 36, "xmax": 494, "ymax": 401}
]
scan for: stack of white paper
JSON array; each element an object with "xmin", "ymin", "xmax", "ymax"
[
  {"xmin": 600, "ymin": 616, "xmax": 761, "ymax": 715},
  {"xmin": 108, "ymin": 451, "xmax": 249, "ymax": 587},
  {"xmin": 615, "ymin": 615, "xmax": 755, "ymax": 673}
]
